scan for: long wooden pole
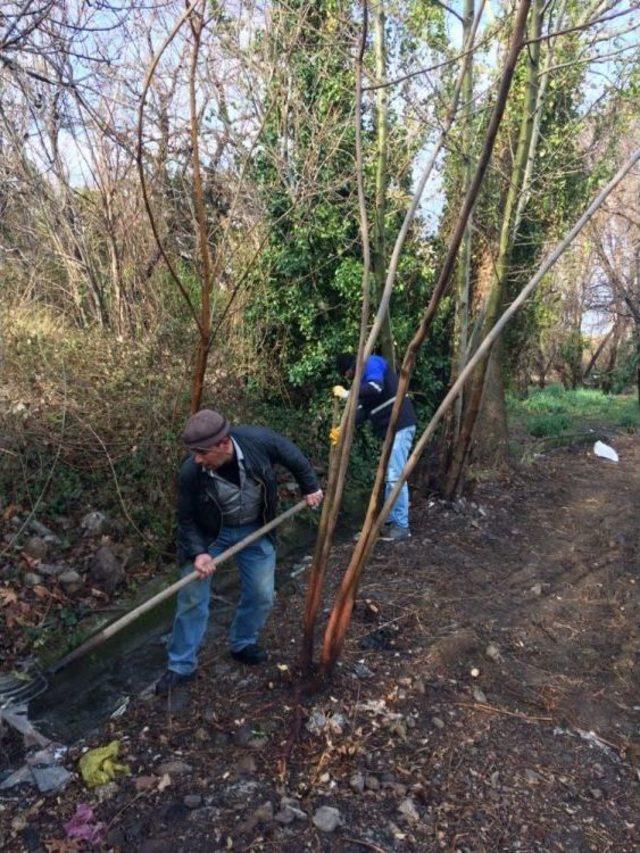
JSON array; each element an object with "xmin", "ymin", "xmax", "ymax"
[{"xmin": 50, "ymin": 500, "xmax": 308, "ymax": 674}]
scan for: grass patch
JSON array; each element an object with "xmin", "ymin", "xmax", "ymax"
[{"xmin": 509, "ymin": 384, "xmax": 640, "ymax": 444}]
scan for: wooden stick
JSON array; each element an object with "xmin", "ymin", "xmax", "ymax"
[{"xmin": 49, "ymin": 499, "xmax": 308, "ymax": 674}]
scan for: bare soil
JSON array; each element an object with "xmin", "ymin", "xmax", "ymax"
[{"xmin": 3, "ymin": 434, "xmax": 640, "ymax": 851}]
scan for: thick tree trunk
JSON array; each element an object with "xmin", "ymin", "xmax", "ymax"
[
  {"xmin": 444, "ymin": 0, "xmax": 543, "ymax": 497},
  {"xmin": 474, "ymin": 341, "xmax": 509, "ymax": 467}
]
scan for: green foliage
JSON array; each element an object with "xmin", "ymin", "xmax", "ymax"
[
  {"xmin": 509, "ymin": 384, "xmax": 640, "ymax": 439},
  {"xmin": 528, "ymin": 412, "xmax": 571, "ymax": 437},
  {"xmin": 609, "ymin": 337, "xmax": 640, "ymax": 395}
]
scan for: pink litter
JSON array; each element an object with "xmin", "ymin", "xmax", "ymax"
[{"xmin": 63, "ymin": 804, "xmax": 106, "ymax": 845}]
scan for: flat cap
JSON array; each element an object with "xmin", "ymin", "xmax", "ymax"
[{"xmin": 182, "ymin": 409, "xmax": 230, "ymax": 450}]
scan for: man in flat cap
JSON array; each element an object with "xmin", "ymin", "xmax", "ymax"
[{"xmin": 156, "ymin": 409, "xmax": 323, "ymax": 695}]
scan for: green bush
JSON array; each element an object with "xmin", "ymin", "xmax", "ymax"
[{"xmin": 528, "ymin": 413, "xmax": 571, "ymax": 437}]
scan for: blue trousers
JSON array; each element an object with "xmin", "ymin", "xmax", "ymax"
[
  {"xmin": 168, "ymin": 522, "xmax": 276, "ymax": 675},
  {"xmin": 385, "ymin": 425, "xmax": 416, "ymax": 529}
]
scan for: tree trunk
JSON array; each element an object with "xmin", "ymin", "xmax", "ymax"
[
  {"xmin": 372, "ymin": 0, "xmax": 395, "ymax": 368},
  {"xmin": 438, "ymin": 0, "xmax": 475, "ymax": 483},
  {"xmin": 444, "ymin": 0, "xmax": 543, "ymax": 498}
]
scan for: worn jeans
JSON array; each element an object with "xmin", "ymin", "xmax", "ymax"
[
  {"xmin": 385, "ymin": 425, "xmax": 416, "ymax": 529},
  {"xmin": 168, "ymin": 521, "xmax": 276, "ymax": 675}
]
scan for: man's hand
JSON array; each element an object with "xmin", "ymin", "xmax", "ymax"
[
  {"xmin": 305, "ymin": 489, "xmax": 324, "ymax": 508},
  {"xmin": 332, "ymin": 385, "xmax": 349, "ymax": 400},
  {"xmin": 329, "ymin": 426, "xmax": 340, "ymax": 446},
  {"xmin": 194, "ymin": 553, "xmax": 216, "ymax": 578}
]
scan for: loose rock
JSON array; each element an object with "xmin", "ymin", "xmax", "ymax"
[
  {"xmin": 81, "ymin": 511, "xmax": 109, "ymax": 537},
  {"xmin": 134, "ymin": 776, "xmax": 157, "ymax": 792},
  {"xmin": 23, "ymin": 536, "xmax": 48, "ymax": 560},
  {"xmin": 90, "ymin": 545, "xmax": 124, "ymax": 593},
  {"xmin": 253, "ymin": 801, "xmax": 274, "ymax": 822},
  {"xmin": 24, "ymin": 572, "xmax": 43, "ymax": 587},
  {"xmin": 59, "ymin": 570, "xmax": 83, "ymax": 594},
  {"xmin": 365, "ymin": 774, "xmax": 380, "ymax": 791},
  {"xmin": 184, "ymin": 794, "xmax": 203, "ymax": 809},
  {"xmin": 235, "ymin": 755, "xmax": 257, "ymax": 776},
  {"xmin": 524, "ymin": 769, "xmax": 542, "ymax": 785},
  {"xmin": 473, "ymin": 686, "xmax": 488, "ymax": 704},
  {"xmin": 279, "ymin": 797, "xmax": 306, "ymax": 820},
  {"xmin": 485, "ymin": 643, "xmax": 500, "ymax": 661},
  {"xmin": 157, "ymin": 760, "xmax": 193, "ymax": 776},
  {"xmin": 398, "ymin": 798, "xmax": 420, "ymax": 823},
  {"xmin": 350, "ymin": 771, "xmax": 365, "ymax": 793},
  {"xmin": 312, "ymin": 805, "xmax": 341, "ymax": 833}
]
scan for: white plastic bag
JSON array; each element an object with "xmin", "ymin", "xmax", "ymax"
[{"xmin": 593, "ymin": 441, "xmax": 619, "ymax": 463}]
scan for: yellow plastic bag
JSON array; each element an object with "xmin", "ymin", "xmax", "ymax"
[{"xmin": 78, "ymin": 740, "xmax": 130, "ymax": 788}]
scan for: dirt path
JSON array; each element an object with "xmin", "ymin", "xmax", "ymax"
[{"xmin": 3, "ymin": 434, "xmax": 640, "ymax": 851}]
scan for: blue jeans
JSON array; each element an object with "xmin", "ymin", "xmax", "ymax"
[
  {"xmin": 168, "ymin": 522, "xmax": 276, "ymax": 675},
  {"xmin": 385, "ymin": 425, "xmax": 416, "ymax": 529}
]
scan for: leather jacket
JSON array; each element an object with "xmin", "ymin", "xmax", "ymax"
[{"xmin": 176, "ymin": 425, "xmax": 320, "ymax": 561}]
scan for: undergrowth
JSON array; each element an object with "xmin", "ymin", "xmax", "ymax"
[
  {"xmin": 0, "ymin": 306, "xmax": 373, "ymax": 553},
  {"xmin": 508, "ymin": 384, "xmax": 640, "ymax": 446}
]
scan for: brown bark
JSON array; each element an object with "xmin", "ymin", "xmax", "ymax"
[{"xmin": 319, "ymin": 0, "xmax": 533, "ymax": 675}]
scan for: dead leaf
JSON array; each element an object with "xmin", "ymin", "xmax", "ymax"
[
  {"xmin": 32, "ymin": 585, "xmax": 50, "ymax": 599},
  {"xmin": 43, "ymin": 840, "xmax": 82, "ymax": 852},
  {"xmin": 0, "ymin": 587, "xmax": 18, "ymax": 607},
  {"xmin": 157, "ymin": 773, "xmax": 171, "ymax": 791}
]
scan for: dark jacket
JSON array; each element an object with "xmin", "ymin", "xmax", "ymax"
[
  {"xmin": 356, "ymin": 355, "xmax": 417, "ymax": 437},
  {"xmin": 177, "ymin": 425, "xmax": 320, "ymax": 562}
]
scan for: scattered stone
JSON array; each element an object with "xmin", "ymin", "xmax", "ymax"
[
  {"xmin": 157, "ymin": 760, "xmax": 193, "ymax": 776},
  {"xmin": 134, "ymin": 776, "xmax": 157, "ymax": 792},
  {"xmin": 312, "ymin": 805, "xmax": 341, "ymax": 833},
  {"xmin": 388, "ymin": 720, "xmax": 407, "ymax": 738},
  {"xmin": 58, "ymin": 570, "xmax": 83, "ymax": 594},
  {"xmin": 306, "ymin": 710, "xmax": 327, "ymax": 734},
  {"xmin": 248, "ymin": 735, "xmax": 268, "ymax": 750},
  {"xmin": 38, "ymin": 563, "xmax": 66, "ymax": 577},
  {"xmin": 414, "ymin": 679, "xmax": 426, "ymax": 695},
  {"xmin": 29, "ymin": 762, "xmax": 73, "ymax": 794},
  {"xmin": 24, "ymin": 572, "xmax": 43, "ymax": 587},
  {"xmin": 485, "ymin": 643, "xmax": 500, "ymax": 661},
  {"xmin": 531, "ymin": 583, "xmax": 542, "ymax": 596},
  {"xmin": 365, "ymin": 774, "xmax": 380, "ymax": 791},
  {"xmin": 194, "ymin": 727, "xmax": 209, "ymax": 743},
  {"xmin": 81, "ymin": 511, "xmax": 109, "ymax": 537},
  {"xmin": 327, "ymin": 713, "xmax": 346, "ymax": 735},
  {"xmin": 23, "ymin": 536, "xmax": 48, "ymax": 560},
  {"xmin": 432, "ymin": 717, "xmax": 445, "ymax": 730},
  {"xmin": 279, "ymin": 797, "xmax": 306, "ymax": 820},
  {"xmin": 473, "ymin": 686, "xmax": 488, "ymax": 704},
  {"xmin": 353, "ymin": 662, "xmax": 374, "ymax": 679},
  {"xmin": 29, "ymin": 519, "xmax": 62, "ymax": 544},
  {"xmin": 235, "ymin": 755, "xmax": 257, "ymax": 776},
  {"xmin": 398, "ymin": 798, "xmax": 420, "ymax": 823},
  {"xmin": 490, "ymin": 771, "xmax": 500, "ymax": 787},
  {"xmin": 274, "ymin": 808, "xmax": 296, "ymax": 825},
  {"xmin": 590, "ymin": 787, "xmax": 603, "ymax": 800},
  {"xmin": 524, "ymin": 769, "xmax": 542, "ymax": 785},
  {"xmin": 95, "ymin": 781, "xmax": 119, "ymax": 801},
  {"xmin": 350, "ymin": 771, "xmax": 365, "ymax": 793},
  {"xmin": 184, "ymin": 794, "xmax": 203, "ymax": 809},
  {"xmin": 90, "ymin": 545, "xmax": 124, "ymax": 593},
  {"xmin": 253, "ymin": 801, "xmax": 274, "ymax": 822}
]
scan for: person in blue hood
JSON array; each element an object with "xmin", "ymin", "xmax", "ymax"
[{"xmin": 336, "ymin": 353, "xmax": 417, "ymax": 540}]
